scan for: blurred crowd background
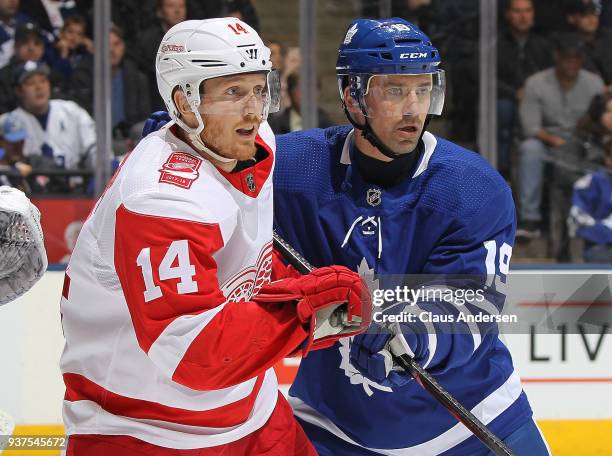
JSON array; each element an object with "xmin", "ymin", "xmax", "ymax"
[{"xmin": 1, "ymin": 0, "xmax": 612, "ymax": 264}]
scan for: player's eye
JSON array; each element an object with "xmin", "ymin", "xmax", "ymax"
[
  {"xmin": 225, "ymin": 86, "xmax": 244, "ymax": 98},
  {"xmin": 385, "ymin": 87, "xmax": 403, "ymax": 97},
  {"xmin": 415, "ymin": 87, "xmax": 430, "ymax": 97}
]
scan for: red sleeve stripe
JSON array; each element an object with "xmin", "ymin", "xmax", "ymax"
[
  {"xmin": 63, "ymin": 372, "xmax": 265, "ymax": 428},
  {"xmin": 147, "ymin": 303, "xmax": 227, "ymax": 379}
]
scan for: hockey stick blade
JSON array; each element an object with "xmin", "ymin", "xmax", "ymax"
[{"xmin": 272, "ymin": 230, "xmax": 515, "ymax": 456}]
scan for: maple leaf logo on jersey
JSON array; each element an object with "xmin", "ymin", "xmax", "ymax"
[{"xmin": 159, "ymin": 152, "xmax": 202, "ymax": 189}]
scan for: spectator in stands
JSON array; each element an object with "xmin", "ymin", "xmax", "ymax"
[
  {"xmin": 267, "ymin": 38, "xmax": 291, "ymax": 109},
  {"xmin": 70, "ymin": 24, "xmax": 151, "ymax": 148},
  {"xmin": 268, "ymin": 71, "xmax": 333, "ymax": 134},
  {"xmin": 12, "ymin": 60, "xmax": 96, "ymax": 177},
  {"xmin": 498, "ymin": 0, "xmax": 552, "ymax": 179},
  {"xmin": 19, "ymin": 0, "xmax": 81, "ymax": 41},
  {"xmin": 132, "ymin": 0, "xmax": 187, "ymax": 110},
  {"xmin": 51, "ymin": 14, "xmax": 92, "ymax": 79},
  {"xmin": 566, "ymin": 0, "xmax": 612, "ymax": 86},
  {"xmin": 568, "ymin": 96, "xmax": 612, "ymax": 262},
  {"xmin": 0, "ymin": 22, "xmax": 65, "ymax": 113},
  {"xmin": 517, "ymin": 34, "xmax": 604, "ymax": 239},
  {"xmin": 549, "ymin": 93, "xmax": 612, "ymax": 260},
  {"xmin": 222, "ymin": 0, "xmax": 259, "ymax": 31},
  {"xmin": 362, "ymin": 0, "xmax": 433, "ymax": 28},
  {"xmin": 0, "ymin": 111, "xmax": 31, "ymax": 191},
  {"xmin": 0, "ymin": 0, "xmax": 31, "ymax": 68}
]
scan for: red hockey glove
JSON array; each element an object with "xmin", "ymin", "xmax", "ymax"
[
  {"xmin": 253, "ymin": 265, "xmax": 372, "ymax": 356},
  {"xmin": 271, "ymin": 247, "xmax": 301, "ymax": 280}
]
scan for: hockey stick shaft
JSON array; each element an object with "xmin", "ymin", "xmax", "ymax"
[{"xmin": 272, "ymin": 231, "xmax": 515, "ymax": 456}]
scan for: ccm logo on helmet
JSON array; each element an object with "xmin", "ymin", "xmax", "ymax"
[{"xmin": 400, "ymin": 52, "xmax": 428, "ymax": 59}]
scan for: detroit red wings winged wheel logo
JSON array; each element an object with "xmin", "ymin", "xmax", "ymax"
[{"xmin": 222, "ymin": 242, "xmax": 273, "ymax": 303}]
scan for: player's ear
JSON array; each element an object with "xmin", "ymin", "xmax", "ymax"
[
  {"xmin": 343, "ymin": 85, "xmax": 365, "ymax": 124},
  {"xmin": 343, "ymin": 86, "xmax": 361, "ymax": 114},
  {"xmin": 173, "ymin": 88, "xmax": 191, "ymax": 117}
]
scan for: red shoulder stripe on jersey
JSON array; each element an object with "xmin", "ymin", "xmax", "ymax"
[
  {"xmin": 215, "ymin": 135, "xmax": 273, "ymax": 198},
  {"xmin": 63, "ymin": 372, "xmax": 265, "ymax": 428}
]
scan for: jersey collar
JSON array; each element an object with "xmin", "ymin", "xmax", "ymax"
[{"xmin": 339, "ymin": 128, "xmax": 437, "ymax": 177}]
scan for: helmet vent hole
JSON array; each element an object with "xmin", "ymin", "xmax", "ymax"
[
  {"xmin": 376, "ymin": 43, "xmax": 387, "ymax": 48},
  {"xmin": 432, "ymin": 51, "xmax": 437, "ymax": 58},
  {"xmin": 380, "ymin": 52, "xmax": 392, "ymax": 60},
  {"xmin": 240, "ymin": 62, "xmax": 246, "ymax": 67},
  {"xmin": 422, "ymin": 64, "xmax": 427, "ymax": 69},
  {"xmin": 190, "ymin": 59, "xmax": 227, "ymax": 68},
  {"xmin": 368, "ymin": 52, "xmax": 378, "ymax": 58}
]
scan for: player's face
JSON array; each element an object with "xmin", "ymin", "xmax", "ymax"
[
  {"xmin": 364, "ymin": 74, "xmax": 431, "ymax": 154},
  {"xmin": 18, "ymin": 74, "xmax": 51, "ymax": 113},
  {"xmin": 199, "ymin": 73, "xmax": 268, "ymax": 161}
]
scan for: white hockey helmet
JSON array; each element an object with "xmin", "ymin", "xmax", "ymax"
[{"xmin": 156, "ymin": 18, "xmax": 280, "ymax": 160}]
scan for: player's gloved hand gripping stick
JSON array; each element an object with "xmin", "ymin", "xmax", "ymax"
[{"xmin": 273, "ymin": 231, "xmax": 516, "ymax": 456}]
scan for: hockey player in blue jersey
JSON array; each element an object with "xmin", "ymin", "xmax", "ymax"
[
  {"xmin": 142, "ymin": 17, "xmax": 551, "ymax": 455},
  {"xmin": 271, "ymin": 19, "xmax": 552, "ymax": 455}
]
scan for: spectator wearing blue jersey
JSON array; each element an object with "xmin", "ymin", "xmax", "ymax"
[
  {"xmin": 517, "ymin": 34, "xmax": 604, "ymax": 240},
  {"xmin": 0, "ymin": 0, "xmax": 31, "ymax": 69},
  {"xmin": 549, "ymin": 92, "xmax": 612, "ymax": 260},
  {"xmin": 0, "ymin": 111, "xmax": 31, "ymax": 191},
  {"xmin": 568, "ymin": 92, "xmax": 612, "ymax": 262}
]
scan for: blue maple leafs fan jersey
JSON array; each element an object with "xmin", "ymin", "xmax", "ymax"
[{"xmin": 273, "ymin": 126, "xmax": 533, "ymax": 455}]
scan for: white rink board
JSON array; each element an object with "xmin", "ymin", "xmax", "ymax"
[{"xmin": 0, "ymin": 270, "xmax": 611, "ymax": 424}]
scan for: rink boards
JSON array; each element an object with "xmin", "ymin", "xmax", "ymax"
[{"xmin": 0, "ymin": 269, "xmax": 610, "ymax": 455}]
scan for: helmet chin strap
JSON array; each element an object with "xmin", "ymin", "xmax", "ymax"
[
  {"xmin": 188, "ymin": 110, "xmax": 238, "ymax": 166},
  {"xmin": 343, "ymin": 106, "xmax": 432, "ymax": 160}
]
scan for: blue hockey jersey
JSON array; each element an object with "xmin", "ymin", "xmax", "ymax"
[
  {"xmin": 273, "ymin": 126, "xmax": 533, "ymax": 455},
  {"xmin": 569, "ymin": 170, "xmax": 612, "ymax": 245}
]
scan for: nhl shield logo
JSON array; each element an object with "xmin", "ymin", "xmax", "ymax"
[
  {"xmin": 366, "ymin": 188, "xmax": 381, "ymax": 206},
  {"xmin": 246, "ymin": 173, "xmax": 256, "ymax": 192}
]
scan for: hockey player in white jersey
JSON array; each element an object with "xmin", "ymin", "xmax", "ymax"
[{"xmin": 59, "ymin": 18, "xmax": 372, "ymax": 455}]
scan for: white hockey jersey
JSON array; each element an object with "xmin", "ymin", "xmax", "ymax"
[
  {"xmin": 59, "ymin": 122, "xmax": 306, "ymax": 449},
  {"xmin": 14, "ymin": 99, "xmax": 96, "ymax": 170}
]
